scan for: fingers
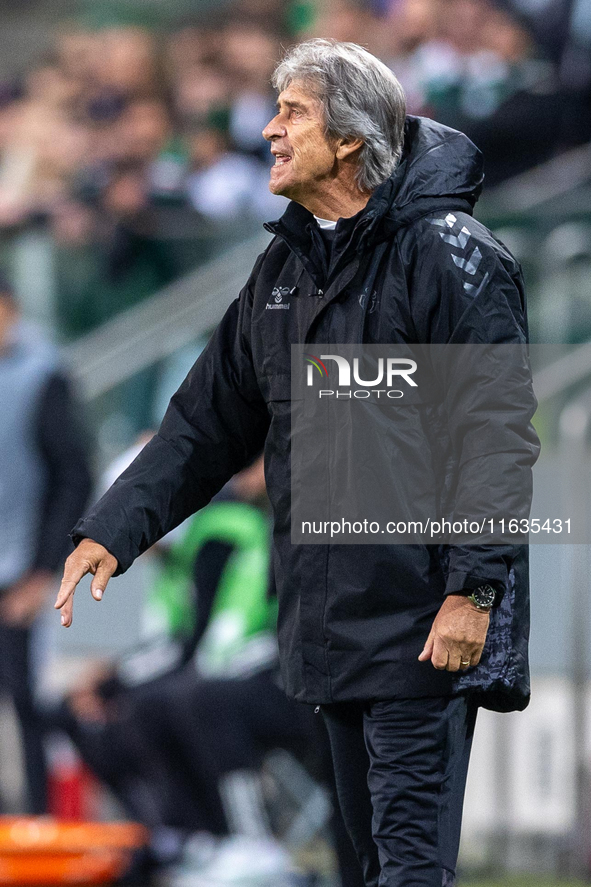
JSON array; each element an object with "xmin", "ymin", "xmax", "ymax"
[
  {"xmin": 60, "ymin": 592, "xmax": 75, "ymax": 628},
  {"xmin": 419, "ymin": 630, "xmax": 472, "ymax": 671},
  {"xmin": 431, "ymin": 637, "xmax": 449, "ymax": 670},
  {"xmin": 55, "ymin": 559, "xmax": 92, "ymax": 611},
  {"xmin": 424, "ymin": 635, "xmax": 482, "ymax": 672},
  {"xmin": 447, "ymin": 650, "xmax": 462, "ymax": 672},
  {"xmin": 449, "ymin": 649, "xmax": 472, "ymax": 672},
  {"xmin": 90, "ymin": 560, "xmax": 116, "ymax": 601},
  {"xmin": 54, "ymin": 542, "xmax": 118, "ymax": 628},
  {"xmin": 418, "ymin": 629, "xmax": 435, "ymax": 662},
  {"xmin": 448, "ymin": 646, "xmax": 482, "ymax": 672}
]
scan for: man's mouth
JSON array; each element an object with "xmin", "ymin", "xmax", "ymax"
[{"xmin": 273, "ymin": 153, "xmax": 291, "ymax": 166}]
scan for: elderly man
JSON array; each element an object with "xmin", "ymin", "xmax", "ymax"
[{"xmin": 56, "ymin": 40, "xmax": 538, "ymax": 887}]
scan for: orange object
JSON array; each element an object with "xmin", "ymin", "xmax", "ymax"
[{"xmin": 0, "ymin": 817, "xmax": 149, "ymax": 885}]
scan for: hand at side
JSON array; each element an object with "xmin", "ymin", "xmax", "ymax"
[
  {"xmin": 418, "ymin": 594, "xmax": 490, "ymax": 671},
  {"xmin": 54, "ymin": 539, "xmax": 118, "ymax": 627}
]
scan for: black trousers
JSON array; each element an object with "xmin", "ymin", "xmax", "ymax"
[
  {"xmin": 0, "ymin": 622, "xmax": 47, "ymax": 813},
  {"xmin": 322, "ymin": 694, "xmax": 477, "ymax": 887}
]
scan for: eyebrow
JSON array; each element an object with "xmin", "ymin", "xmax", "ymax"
[{"xmin": 276, "ymin": 98, "xmax": 308, "ymax": 112}]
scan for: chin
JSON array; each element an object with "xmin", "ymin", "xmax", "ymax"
[
  {"xmin": 269, "ymin": 170, "xmax": 298, "ymax": 198},
  {"xmin": 269, "ymin": 181, "xmax": 290, "ymax": 198}
]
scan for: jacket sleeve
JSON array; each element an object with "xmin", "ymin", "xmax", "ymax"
[
  {"xmin": 72, "ymin": 254, "xmax": 270, "ymax": 574},
  {"xmin": 33, "ymin": 372, "xmax": 93, "ymax": 573},
  {"xmin": 407, "ymin": 216, "xmax": 540, "ymax": 599}
]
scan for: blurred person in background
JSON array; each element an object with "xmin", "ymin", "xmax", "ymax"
[
  {"xmin": 171, "ymin": 62, "xmax": 230, "ymax": 132},
  {"xmin": 186, "ymin": 126, "xmax": 286, "ymax": 221},
  {"xmin": 56, "ymin": 37, "xmax": 539, "ymax": 887},
  {"xmin": 305, "ymin": 0, "xmax": 379, "ymax": 46},
  {"xmin": 0, "ymin": 276, "xmax": 92, "ymax": 813},
  {"xmin": 99, "ymin": 161, "xmax": 175, "ymax": 307},
  {"xmin": 51, "ymin": 456, "xmax": 275, "ymax": 849},
  {"xmin": 52, "ymin": 455, "xmax": 364, "ymax": 886},
  {"xmin": 93, "ymin": 27, "xmax": 160, "ymax": 103},
  {"xmin": 221, "ymin": 22, "xmax": 280, "ymax": 162},
  {"xmin": 0, "ymin": 56, "xmax": 89, "ymax": 227}
]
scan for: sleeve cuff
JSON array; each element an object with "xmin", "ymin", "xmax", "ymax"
[
  {"xmin": 70, "ymin": 517, "xmax": 139, "ymax": 575},
  {"xmin": 444, "ymin": 572, "xmax": 507, "ymax": 606}
]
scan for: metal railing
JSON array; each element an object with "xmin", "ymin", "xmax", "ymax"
[
  {"xmin": 64, "ymin": 231, "xmax": 271, "ymax": 401},
  {"xmin": 481, "ymin": 140, "xmax": 591, "ymax": 218}
]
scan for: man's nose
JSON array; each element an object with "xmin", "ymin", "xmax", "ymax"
[{"xmin": 262, "ymin": 115, "xmax": 286, "ymax": 141}]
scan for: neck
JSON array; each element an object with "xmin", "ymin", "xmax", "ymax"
[{"xmin": 299, "ymin": 182, "xmax": 373, "ymax": 222}]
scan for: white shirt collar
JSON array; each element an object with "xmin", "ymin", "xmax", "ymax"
[{"xmin": 314, "ymin": 216, "xmax": 337, "ymax": 230}]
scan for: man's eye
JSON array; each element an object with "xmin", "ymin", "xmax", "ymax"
[{"xmin": 291, "ymin": 108, "xmax": 302, "ymax": 118}]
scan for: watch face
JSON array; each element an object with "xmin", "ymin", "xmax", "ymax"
[{"xmin": 472, "ymin": 584, "xmax": 496, "ymax": 608}]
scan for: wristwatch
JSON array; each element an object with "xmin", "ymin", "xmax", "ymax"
[{"xmin": 466, "ymin": 584, "xmax": 496, "ymax": 612}]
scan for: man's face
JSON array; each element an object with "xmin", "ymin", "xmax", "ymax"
[{"xmin": 262, "ymin": 82, "xmax": 338, "ymax": 205}]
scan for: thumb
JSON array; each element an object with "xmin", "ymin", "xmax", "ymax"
[
  {"xmin": 90, "ymin": 560, "xmax": 115, "ymax": 601},
  {"xmin": 418, "ymin": 628, "xmax": 435, "ymax": 662}
]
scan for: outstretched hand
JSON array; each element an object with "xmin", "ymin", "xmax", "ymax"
[
  {"xmin": 418, "ymin": 594, "xmax": 490, "ymax": 672},
  {"xmin": 54, "ymin": 539, "xmax": 118, "ymax": 627}
]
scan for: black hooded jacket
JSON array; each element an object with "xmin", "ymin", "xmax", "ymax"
[{"xmin": 73, "ymin": 116, "xmax": 540, "ymax": 711}]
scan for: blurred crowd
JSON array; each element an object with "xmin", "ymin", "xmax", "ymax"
[{"xmin": 0, "ymin": 0, "xmax": 588, "ymax": 337}]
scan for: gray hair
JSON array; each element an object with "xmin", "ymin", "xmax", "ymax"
[{"xmin": 272, "ymin": 39, "xmax": 406, "ymax": 192}]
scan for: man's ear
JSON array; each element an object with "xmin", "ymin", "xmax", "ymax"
[{"xmin": 335, "ymin": 137, "xmax": 364, "ymax": 161}]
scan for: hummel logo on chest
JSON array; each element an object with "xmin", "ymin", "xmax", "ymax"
[{"xmin": 266, "ymin": 286, "xmax": 297, "ymax": 310}]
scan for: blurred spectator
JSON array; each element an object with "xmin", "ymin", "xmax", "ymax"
[
  {"xmin": 187, "ymin": 127, "xmax": 286, "ymax": 221},
  {"xmin": 51, "ymin": 454, "xmax": 363, "ymax": 885},
  {"xmin": 558, "ymin": 0, "xmax": 591, "ymax": 145},
  {"xmin": 171, "ymin": 63, "xmax": 230, "ymax": 129},
  {"xmin": 53, "ymin": 161, "xmax": 175, "ymax": 342},
  {"xmin": 93, "ymin": 28, "xmax": 160, "ymax": 101},
  {"xmin": 306, "ymin": 0, "xmax": 378, "ymax": 45},
  {"xmin": 49, "ymin": 458, "xmax": 283, "ymax": 863},
  {"xmin": 221, "ymin": 22, "xmax": 278, "ymax": 159},
  {"xmin": 0, "ymin": 276, "xmax": 92, "ymax": 812}
]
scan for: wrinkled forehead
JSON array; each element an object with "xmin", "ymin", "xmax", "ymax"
[{"xmin": 276, "ymin": 79, "xmax": 324, "ymax": 111}]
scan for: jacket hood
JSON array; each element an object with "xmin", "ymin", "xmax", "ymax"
[
  {"xmin": 393, "ymin": 116, "xmax": 483, "ymax": 209},
  {"xmin": 368, "ymin": 115, "xmax": 484, "ymax": 236}
]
